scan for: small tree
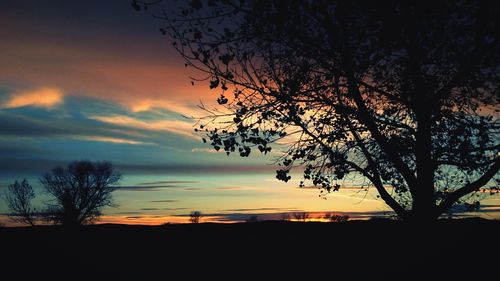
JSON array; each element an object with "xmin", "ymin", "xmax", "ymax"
[
  {"xmin": 280, "ymin": 213, "xmax": 291, "ymax": 222},
  {"xmin": 39, "ymin": 161, "xmax": 121, "ymax": 226},
  {"xmin": 293, "ymin": 212, "xmax": 309, "ymax": 222},
  {"xmin": 246, "ymin": 215, "xmax": 259, "ymax": 223},
  {"xmin": 4, "ymin": 180, "xmax": 36, "ymax": 226},
  {"xmin": 324, "ymin": 214, "xmax": 350, "ymax": 223},
  {"xmin": 189, "ymin": 211, "xmax": 202, "ymax": 223}
]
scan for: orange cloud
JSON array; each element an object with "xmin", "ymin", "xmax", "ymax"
[
  {"xmin": 80, "ymin": 136, "xmax": 155, "ymax": 146},
  {"xmin": 0, "ymin": 11, "xmax": 228, "ymax": 118},
  {"xmin": 89, "ymin": 115, "xmax": 197, "ymax": 139},
  {"xmin": 2, "ymin": 87, "xmax": 63, "ymax": 109},
  {"xmin": 191, "ymin": 148, "xmax": 218, "ymax": 153},
  {"xmin": 130, "ymin": 98, "xmax": 201, "ymax": 117}
]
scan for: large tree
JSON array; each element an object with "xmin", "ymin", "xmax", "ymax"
[
  {"xmin": 138, "ymin": 0, "xmax": 500, "ymax": 221},
  {"xmin": 4, "ymin": 161, "xmax": 121, "ymax": 226},
  {"xmin": 40, "ymin": 161, "xmax": 121, "ymax": 226}
]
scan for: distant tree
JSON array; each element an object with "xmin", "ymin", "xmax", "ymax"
[
  {"xmin": 280, "ymin": 213, "xmax": 291, "ymax": 222},
  {"xmin": 39, "ymin": 161, "xmax": 121, "ymax": 226},
  {"xmin": 246, "ymin": 215, "xmax": 259, "ymax": 223},
  {"xmin": 4, "ymin": 180, "xmax": 36, "ymax": 226},
  {"xmin": 336, "ymin": 215, "xmax": 349, "ymax": 223},
  {"xmin": 293, "ymin": 212, "xmax": 309, "ymax": 222},
  {"xmin": 324, "ymin": 214, "xmax": 350, "ymax": 223},
  {"xmin": 189, "ymin": 211, "xmax": 202, "ymax": 223},
  {"xmin": 139, "ymin": 0, "xmax": 500, "ymax": 222}
]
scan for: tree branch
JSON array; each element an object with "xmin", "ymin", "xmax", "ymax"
[
  {"xmin": 437, "ymin": 158, "xmax": 500, "ymax": 214},
  {"xmin": 336, "ymin": 81, "xmax": 408, "ymax": 218}
]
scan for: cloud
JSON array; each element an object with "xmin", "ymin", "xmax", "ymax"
[
  {"xmin": 80, "ymin": 136, "xmax": 155, "ymax": 146},
  {"xmin": 223, "ymin": 207, "xmax": 301, "ymax": 212},
  {"xmin": 298, "ymin": 185, "xmax": 369, "ymax": 190},
  {"xmin": 0, "ymin": 14, "xmax": 214, "ymax": 115},
  {"xmin": 149, "ymin": 199, "xmax": 180, "ymax": 203},
  {"xmin": 479, "ymin": 205, "xmax": 500, "ymax": 212},
  {"xmin": 0, "ymin": 0, "xmax": 226, "ymax": 137},
  {"xmin": 2, "ymin": 87, "xmax": 63, "ymax": 109},
  {"xmin": 130, "ymin": 99, "xmax": 201, "ymax": 117},
  {"xmin": 116, "ymin": 163, "xmax": 277, "ymax": 174},
  {"xmin": 0, "ymin": 110, "xmax": 165, "ymax": 148},
  {"xmin": 89, "ymin": 115, "xmax": 197, "ymax": 139},
  {"xmin": 212, "ymin": 186, "xmax": 264, "ymax": 191},
  {"xmin": 191, "ymin": 148, "xmax": 218, "ymax": 153},
  {"xmin": 112, "ymin": 211, "xmax": 143, "ymax": 215},
  {"xmin": 214, "ymin": 187, "xmax": 244, "ymax": 191},
  {"xmin": 0, "ymin": 140, "xmax": 49, "ymax": 156},
  {"xmin": 116, "ymin": 185, "xmax": 186, "ymax": 191},
  {"xmin": 139, "ymin": 181, "xmax": 197, "ymax": 185}
]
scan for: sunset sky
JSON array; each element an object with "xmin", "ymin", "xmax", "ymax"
[{"xmin": 1, "ymin": 0, "xmax": 498, "ymax": 225}]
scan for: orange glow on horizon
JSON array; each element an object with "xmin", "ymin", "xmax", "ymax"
[{"xmin": 98, "ymin": 215, "xmax": 236, "ymax": 225}]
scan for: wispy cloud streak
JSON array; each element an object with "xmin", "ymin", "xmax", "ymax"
[{"xmin": 90, "ymin": 115, "xmax": 197, "ymax": 139}]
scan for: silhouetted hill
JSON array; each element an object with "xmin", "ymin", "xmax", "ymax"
[{"xmin": 1, "ymin": 219, "xmax": 498, "ymax": 280}]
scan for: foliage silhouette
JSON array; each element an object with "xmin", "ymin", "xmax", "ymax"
[
  {"xmin": 4, "ymin": 180, "xmax": 36, "ymax": 226},
  {"xmin": 324, "ymin": 213, "xmax": 350, "ymax": 223},
  {"xmin": 190, "ymin": 210, "xmax": 202, "ymax": 223},
  {"xmin": 246, "ymin": 215, "xmax": 259, "ymax": 223},
  {"xmin": 293, "ymin": 212, "xmax": 309, "ymax": 222},
  {"xmin": 280, "ymin": 213, "xmax": 290, "ymax": 222},
  {"xmin": 4, "ymin": 161, "xmax": 121, "ymax": 226},
  {"xmin": 40, "ymin": 161, "xmax": 121, "ymax": 226},
  {"xmin": 138, "ymin": 0, "xmax": 500, "ymax": 221}
]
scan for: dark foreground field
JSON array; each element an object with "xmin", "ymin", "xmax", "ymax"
[{"xmin": 1, "ymin": 219, "xmax": 498, "ymax": 280}]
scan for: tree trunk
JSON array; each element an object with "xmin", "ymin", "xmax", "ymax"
[
  {"xmin": 62, "ymin": 204, "xmax": 80, "ymax": 227},
  {"xmin": 411, "ymin": 104, "xmax": 437, "ymax": 222},
  {"xmin": 409, "ymin": 197, "xmax": 439, "ymax": 222}
]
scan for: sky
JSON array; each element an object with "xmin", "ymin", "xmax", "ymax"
[
  {"xmin": 0, "ymin": 0, "xmax": 498, "ymax": 225},
  {"xmin": 0, "ymin": 0, "xmax": 269, "ymax": 174}
]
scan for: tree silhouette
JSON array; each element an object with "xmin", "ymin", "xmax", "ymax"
[
  {"xmin": 40, "ymin": 161, "xmax": 121, "ymax": 226},
  {"xmin": 293, "ymin": 212, "xmax": 309, "ymax": 222},
  {"xmin": 141, "ymin": 0, "xmax": 500, "ymax": 221},
  {"xmin": 280, "ymin": 213, "xmax": 291, "ymax": 222},
  {"xmin": 189, "ymin": 210, "xmax": 202, "ymax": 223},
  {"xmin": 4, "ymin": 180, "xmax": 36, "ymax": 226},
  {"xmin": 324, "ymin": 213, "xmax": 350, "ymax": 223},
  {"xmin": 246, "ymin": 215, "xmax": 259, "ymax": 223}
]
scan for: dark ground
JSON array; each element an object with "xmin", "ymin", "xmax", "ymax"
[{"xmin": 1, "ymin": 219, "xmax": 498, "ymax": 280}]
